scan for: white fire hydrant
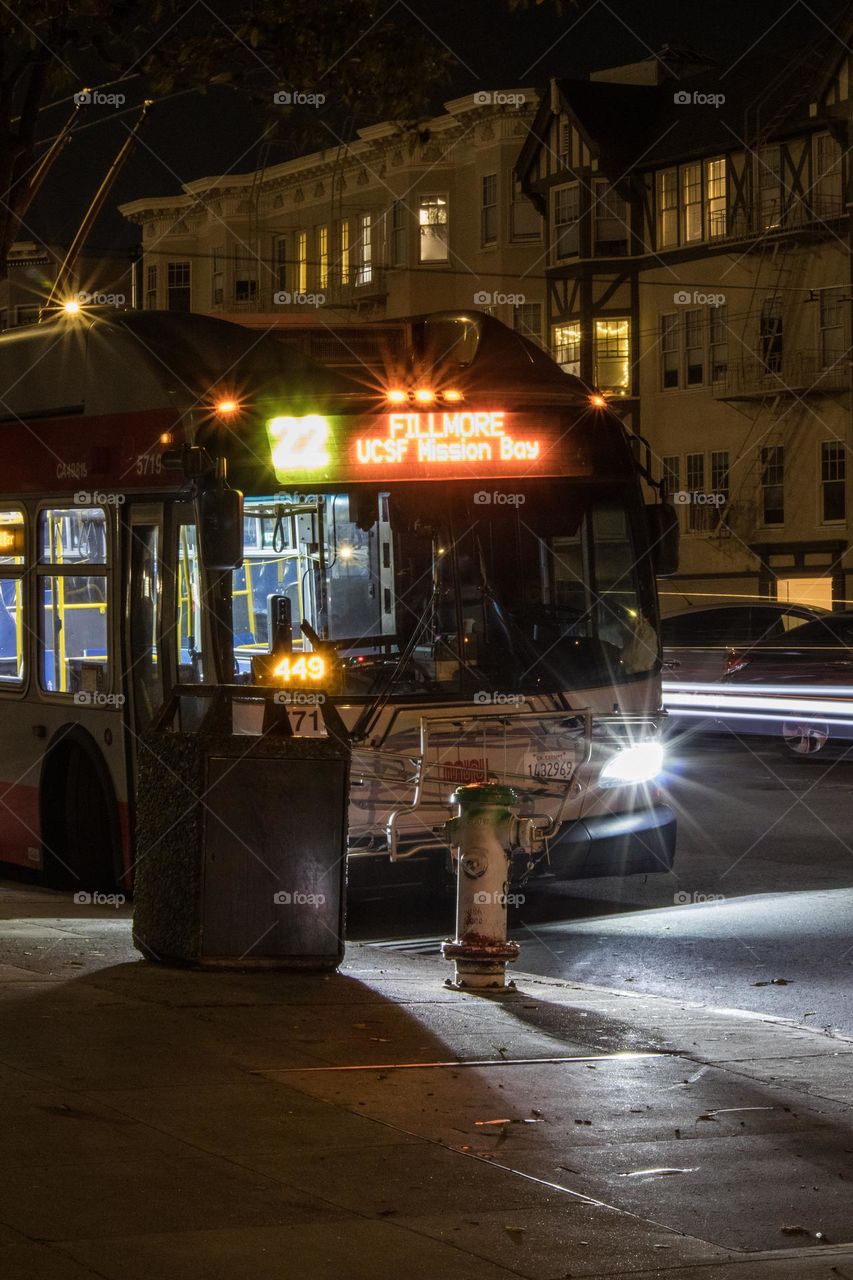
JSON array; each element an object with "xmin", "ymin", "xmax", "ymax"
[{"xmin": 441, "ymin": 783, "xmax": 524, "ymax": 992}]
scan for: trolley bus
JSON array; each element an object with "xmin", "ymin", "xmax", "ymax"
[{"xmin": 0, "ymin": 308, "xmax": 678, "ymax": 893}]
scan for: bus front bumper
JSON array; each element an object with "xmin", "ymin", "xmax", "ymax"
[{"xmin": 544, "ymin": 804, "xmax": 676, "ymax": 879}]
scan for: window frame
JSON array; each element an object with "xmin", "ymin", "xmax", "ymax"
[
  {"xmin": 481, "ymin": 173, "xmax": 498, "ymax": 246},
  {"xmin": 553, "ymin": 183, "xmax": 580, "ymax": 260},
  {"xmin": 820, "ymin": 439, "xmax": 846, "ymax": 524},
  {"xmin": 36, "ymin": 504, "xmax": 112, "ymax": 698},
  {"xmin": 760, "ymin": 445, "xmax": 785, "ymax": 526},
  {"xmin": 0, "ymin": 506, "xmax": 27, "ymax": 691},
  {"xmin": 166, "ymin": 261, "xmax": 191, "ymax": 312},
  {"xmin": 417, "ymin": 193, "xmax": 449, "ymax": 264}
]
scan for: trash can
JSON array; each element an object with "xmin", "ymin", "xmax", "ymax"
[{"xmin": 132, "ymin": 685, "xmax": 350, "ymax": 970}]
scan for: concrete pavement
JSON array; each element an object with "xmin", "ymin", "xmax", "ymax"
[{"xmin": 1, "ymin": 882, "xmax": 853, "ymax": 1279}]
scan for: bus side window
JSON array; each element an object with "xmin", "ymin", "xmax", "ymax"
[
  {"xmin": 177, "ymin": 523, "xmax": 204, "ymax": 683},
  {"xmin": 0, "ymin": 508, "xmax": 25, "ymax": 685},
  {"xmin": 38, "ymin": 507, "xmax": 109, "ymax": 696}
]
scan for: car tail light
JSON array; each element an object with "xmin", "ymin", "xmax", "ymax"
[{"xmin": 725, "ymin": 649, "xmax": 750, "ymax": 675}]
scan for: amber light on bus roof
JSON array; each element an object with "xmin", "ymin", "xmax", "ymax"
[
  {"xmin": 589, "ymin": 393, "xmax": 608, "ymax": 409},
  {"xmin": 215, "ymin": 399, "xmax": 240, "ymax": 416}
]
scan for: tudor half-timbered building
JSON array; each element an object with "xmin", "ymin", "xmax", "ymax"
[{"xmin": 517, "ymin": 14, "xmax": 853, "ymax": 612}]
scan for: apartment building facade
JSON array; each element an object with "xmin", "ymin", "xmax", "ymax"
[
  {"xmin": 119, "ymin": 91, "xmax": 546, "ymax": 352},
  {"xmin": 518, "ymin": 22, "xmax": 853, "ymax": 612}
]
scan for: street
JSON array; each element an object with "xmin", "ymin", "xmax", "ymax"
[{"xmin": 350, "ymin": 729, "xmax": 853, "ymax": 1035}]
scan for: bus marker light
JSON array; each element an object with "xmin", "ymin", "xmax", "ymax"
[
  {"xmin": 414, "ymin": 388, "xmax": 435, "ymax": 404},
  {"xmin": 387, "ymin": 389, "xmax": 407, "ymax": 404},
  {"xmin": 159, "ymin": 432, "xmax": 173, "ymax": 446},
  {"xmin": 589, "ymin": 393, "xmax": 607, "ymax": 409},
  {"xmin": 266, "ymin": 414, "xmax": 331, "ymax": 476},
  {"xmin": 216, "ymin": 398, "xmax": 239, "ymax": 416},
  {"xmin": 442, "ymin": 389, "xmax": 464, "ymax": 402}
]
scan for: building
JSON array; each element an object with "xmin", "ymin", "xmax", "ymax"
[
  {"xmin": 0, "ymin": 241, "xmax": 134, "ymax": 330},
  {"xmin": 119, "ymin": 91, "xmax": 546, "ymax": 356},
  {"xmin": 517, "ymin": 16, "xmax": 853, "ymax": 612}
]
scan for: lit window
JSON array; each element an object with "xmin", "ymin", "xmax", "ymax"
[
  {"xmin": 418, "ymin": 194, "xmax": 449, "ymax": 263},
  {"xmin": 339, "ymin": 219, "xmax": 350, "ymax": 284},
  {"xmin": 594, "ymin": 319, "xmax": 630, "ymax": 394},
  {"xmin": 656, "ymin": 169, "xmax": 678, "ymax": 247},
  {"xmin": 705, "ymin": 158, "xmax": 727, "ymax": 238},
  {"xmin": 681, "ymin": 164, "xmax": 703, "ymax": 242},
  {"xmin": 296, "ymin": 232, "xmax": 307, "ymax": 294},
  {"xmin": 317, "ymin": 226, "xmax": 329, "ymax": 290},
  {"xmin": 356, "ymin": 214, "xmax": 372, "ymax": 285},
  {"xmin": 552, "ymin": 322, "xmax": 581, "ymax": 376}
]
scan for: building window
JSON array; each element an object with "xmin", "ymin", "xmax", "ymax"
[
  {"xmin": 390, "ymin": 200, "xmax": 407, "ymax": 266},
  {"xmin": 760, "ymin": 445, "xmax": 784, "ymax": 525},
  {"xmin": 815, "ymin": 134, "xmax": 843, "ymax": 215},
  {"xmin": 686, "ymin": 453, "xmax": 705, "ymax": 530},
  {"xmin": 513, "ymin": 303, "xmax": 543, "ymax": 346},
  {"xmin": 275, "ymin": 237, "xmax": 288, "ymax": 293},
  {"xmin": 553, "ymin": 322, "xmax": 581, "ymax": 376},
  {"xmin": 685, "ymin": 309, "xmax": 704, "ymax": 385},
  {"xmin": 821, "ymin": 441, "xmax": 846, "ymax": 522},
  {"xmin": 662, "ymin": 456, "xmax": 680, "ymax": 502},
  {"xmin": 819, "ymin": 287, "xmax": 845, "ymax": 368},
  {"xmin": 167, "ymin": 261, "xmax": 190, "ymax": 312},
  {"xmin": 656, "ymin": 169, "xmax": 678, "ymax": 247},
  {"xmin": 317, "ymin": 225, "xmax": 329, "ymax": 289},
  {"xmin": 510, "ymin": 174, "xmax": 540, "ymax": 240},
  {"xmin": 418, "ymin": 194, "xmax": 449, "ymax": 263},
  {"xmin": 661, "ymin": 314, "xmax": 680, "ymax": 388},
  {"xmin": 295, "ymin": 232, "xmax": 307, "ymax": 293},
  {"xmin": 145, "ymin": 264, "xmax": 157, "ymax": 310},
  {"xmin": 710, "ymin": 306, "xmax": 728, "ymax": 382},
  {"xmin": 558, "ymin": 117, "xmax": 571, "ymax": 168},
  {"xmin": 481, "ymin": 174, "xmax": 497, "ymax": 245},
  {"xmin": 757, "ymin": 146, "xmax": 783, "ymax": 229},
  {"xmin": 356, "ymin": 214, "xmax": 372, "ymax": 285},
  {"xmin": 682, "ymin": 163, "xmax": 703, "ymax": 242},
  {"xmin": 235, "ymin": 277, "xmax": 257, "ymax": 304},
  {"xmin": 593, "ymin": 180, "xmax": 628, "ymax": 254},
  {"xmin": 705, "ymin": 157, "xmax": 727, "ymax": 238},
  {"xmin": 594, "ymin": 318, "xmax": 630, "ymax": 394},
  {"xmin": 554, "ymin": 184, "xmax": 580, "ymax": 258},
  {"xmin": 711, "ymin": 450, "xmax": 729, "ymax": 503},
  {"xmin": 760, "ymin": 297, "xmax": 783, "ymax": 374},
  {"xmin": 211, "ymin": 247, "xmax": 223, "ymax": 305},
  {"xmin": 337, "ymin": 220, "xmax": 350, "ymax": 284}
]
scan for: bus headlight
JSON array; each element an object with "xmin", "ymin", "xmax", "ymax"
[{"xmin": 600, "ymin": 741, "xmax": 664, "ymax": 788}]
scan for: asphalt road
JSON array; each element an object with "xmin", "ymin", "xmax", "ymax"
[{"xmin": 350, "ymin": 723, "xmax": 853, "ymax": 1036}]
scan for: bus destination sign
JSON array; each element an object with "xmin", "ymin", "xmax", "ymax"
[{"xmin": 266, "ymin": 409, "xmax": 588, "ymax": 483}]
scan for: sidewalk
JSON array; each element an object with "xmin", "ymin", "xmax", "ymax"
[{"xmin": 1, "ymin": 881, "xmax": 852, "ymax": 1280}]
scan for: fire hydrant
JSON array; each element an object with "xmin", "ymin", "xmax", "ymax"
[{"xmin": 441, "ymin": 783, "xmax": 522, "ymax": 991}]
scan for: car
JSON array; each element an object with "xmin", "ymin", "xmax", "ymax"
[
  {"xmin": 661, "ymin": 602, "xmax": 828, "ymax": 685},
  {"xmin": 723, "ymin": 611, "xmax": 853, "ymax": 755}
]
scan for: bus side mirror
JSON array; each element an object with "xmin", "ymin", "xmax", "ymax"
[
  {"xmin": 199, "ymin": 487, "xmax": 244, "ymax": 571},
  {"xmin": 646, "ymin": 503, "xmax": 679, "ymax": 577}
]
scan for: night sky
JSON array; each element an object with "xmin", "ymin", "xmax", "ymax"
[{"xmin": 25, "ymin": 0, "xmax": 848, "ymax": 257}]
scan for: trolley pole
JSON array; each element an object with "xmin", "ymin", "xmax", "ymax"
[{"xmin": 442, "ymin": 783, "xmax": 522, "ymax": 992}]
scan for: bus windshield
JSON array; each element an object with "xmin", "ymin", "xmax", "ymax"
[{"xmin": 230, "ymin": 480, "xmax": 658, "ymax": 695}]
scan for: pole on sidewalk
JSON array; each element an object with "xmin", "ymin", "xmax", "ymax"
[{"xmin": 442, "ymin": 783, "xmax": 521, "ymax": 992}]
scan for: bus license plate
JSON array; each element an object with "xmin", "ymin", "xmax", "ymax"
[{"xmin": 523, "ymin": 751, "xmax": 575, "ymax": 781}]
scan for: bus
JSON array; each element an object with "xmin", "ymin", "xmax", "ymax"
[{"xmin": 0, "ymin": 308, "xmax": 678, "ymax": 894}]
